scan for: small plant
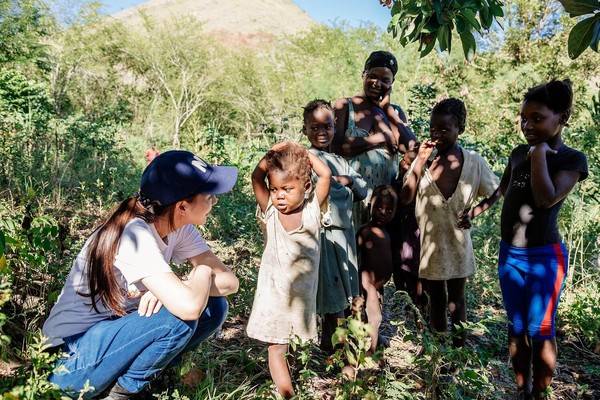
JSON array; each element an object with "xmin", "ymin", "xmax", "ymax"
[
  {"xmin": 288, "ymin": 337, "xmax": 321, "ymax": 399},
  {"xmin": 0, "ymin": 332, "xmax": 88, "ymax": 400},
  {"xmin": 326, "ymin": 297, "xmax": 383, "ymax": 399}
]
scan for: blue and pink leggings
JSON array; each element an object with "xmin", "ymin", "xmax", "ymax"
[{"xmin": 498, "ymin": 241, "xmax": 568, "ymax": 340}]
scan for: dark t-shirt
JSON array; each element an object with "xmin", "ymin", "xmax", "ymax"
[{"xmin": 501, "ymin": 144, "xmax": 588, "ymax": 246}]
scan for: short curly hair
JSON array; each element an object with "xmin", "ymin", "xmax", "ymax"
[
  {"xmin": 431, "ymin": 98, "xmax": 467, "ymax": 133},
  {"xmin": 265, "ymin": 141, "xmax": 312, "ymax": 185},
  {"xmin": 303, "ymin": 99, "xmax": 333, "ymax": 126}
]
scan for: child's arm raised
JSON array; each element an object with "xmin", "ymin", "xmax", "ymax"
[
  {"xmin": 399, "ymin": 140, "xmax": 436, "ymax": 206},
  {"xmin": 308, "ymin": 151, "xmax": 332, "ymax": 207},
  {"xmin": 529, "ymin": 143, "xmax": 581, "ymax": 208},
  {"xmin": 251, "ymin": 156, "xmax": 270, "ymax": 213}
]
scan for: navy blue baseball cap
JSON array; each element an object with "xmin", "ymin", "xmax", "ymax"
[{"xmin": 140, "ymin": 150, "xmax": 238, "ymax": 206}]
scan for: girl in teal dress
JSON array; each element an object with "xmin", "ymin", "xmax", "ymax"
[{"xmin": 303, "ymin": 99, "xmax": 368, "ymax": 352}]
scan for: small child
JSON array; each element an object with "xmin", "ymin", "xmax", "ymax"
[
  {"xmin": 357, "ymin": 185, "xmax": 398, "ymax": 353},
  {"xmin": 401, "ymin": 98, "xmax": 499, "ymax": 346},
  {"xmin": 246, "ymin": 141, "xmax": 331, "ymax": 399},
  {"xmin": 390, "ymin": 148, "xmax": 423, "ymax": 305},
  {"xmin": 302, "ymin": 99, "xmax": 368, "ymax": 353},
  {"xmin": 495, "ymin": 80, "xmax": 588, "ymax": 399}
]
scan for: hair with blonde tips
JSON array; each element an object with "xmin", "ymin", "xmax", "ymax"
[{"xmin": 265, "ymin": 141, "xmax": 312, "ymax": 186}]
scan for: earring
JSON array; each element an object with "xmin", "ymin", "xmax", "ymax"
[{"xmin": 304, "ymin": 191, "xmax": 310, "ymax": 200}]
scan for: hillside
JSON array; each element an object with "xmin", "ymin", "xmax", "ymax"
[{"xmin": 112, "ymin": 0, "xmax": 316, "ymax": 44}]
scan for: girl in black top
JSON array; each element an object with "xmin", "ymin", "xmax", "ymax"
[{"xmin": 471, "ymin": 79, "xmax": 588, "ymax": 399}]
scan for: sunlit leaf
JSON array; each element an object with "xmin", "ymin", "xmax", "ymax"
[
  {"xmin": 460, "ymin": 30, "xmax": 477, "ymax": 61},
  {"xmin": 591, "ymin": 19, "xmax": 600, "ymax": 52},
  {"xmin": 568, "ymin": 15, "xmax": 598, "ymax": 59},
  {"xmin": 558, "ymin": 0, "xmax": 600, "ymax": 17}
]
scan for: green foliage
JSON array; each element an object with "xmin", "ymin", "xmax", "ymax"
[
  {"xmin": 0, "ymin": 0, "xmax": 52, "ymax": 66},
  {"xmin": 0, "ymin": 333, "xmax": 77, "ymax": 400},
  {"xmin": 405, "ymin": 83, "xmax": 438, "ymax": 136},
  {"xmin": 0, "ymin": 0, "xmax": 599, "ymax": 398},
  {"xmin": 561, "ymin": 280, "xmax": 600, "ymax": 348},
  {"xmin": 558, "ymin": 0, "xmax": 600, "ymax": 58},
  {"xmin": 386, "ymin": 0, "xmax": 504, "ymax": 60},
  {"xmin": 327, "ymin": 308, "xmax": 384, "ymax": 399}
]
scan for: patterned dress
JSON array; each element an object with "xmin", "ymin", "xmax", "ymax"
[{"xmin": 345, "ymin": 99, "xmax": 399, "ymax": 227}]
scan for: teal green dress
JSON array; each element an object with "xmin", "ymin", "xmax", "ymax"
[
  {"xmin": 346, "ymin": 100, "xmax": 399, "ymax": 227},
  {"xmin": 310, "ymin": 149, "xmax": 368, "ymax": 314}
]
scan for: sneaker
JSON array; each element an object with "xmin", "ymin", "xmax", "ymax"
[{"xmin": 100, "ymin": 383, "xmax": 136, "ymax": 400}]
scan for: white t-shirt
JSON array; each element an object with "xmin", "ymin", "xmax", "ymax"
[{"xmin": 42, "ymin": 218, "xmax": 209, "ymax": 346}]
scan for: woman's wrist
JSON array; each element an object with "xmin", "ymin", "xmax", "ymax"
[{"xmin": 189, "ymin": 264, "xmax": 214, "ymax": 282}]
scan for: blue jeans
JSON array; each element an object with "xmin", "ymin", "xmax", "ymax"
[{"xmin": 49, "ymin": 296, "xmax": 228, "ymax": 398}]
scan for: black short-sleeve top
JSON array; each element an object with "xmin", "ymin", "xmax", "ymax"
[{"xmin": 501, "ymin": 144, "xmax": 588, "ymax": 247}]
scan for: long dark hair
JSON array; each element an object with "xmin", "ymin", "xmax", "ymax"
[{"xmin": 82, "ymin": 195, "xmax": 184, "ymax": 315}]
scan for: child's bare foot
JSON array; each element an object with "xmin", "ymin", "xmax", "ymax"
[{"xmin": 341, "ymin": 365, "xmax": 356, "ymax": 380}]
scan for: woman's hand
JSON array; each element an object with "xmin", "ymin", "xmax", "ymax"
[
  {"xmin": 138, "ymin": 291, "xmax": 163, "ymax": 317},
  {"xmin": 333, "ymin": 175, "xmax": 353, "ymax": 187},
  {"xmin": 376, "ymin": 87, "xmax": 392, "ymax": 109}
]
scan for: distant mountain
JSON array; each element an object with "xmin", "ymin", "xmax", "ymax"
[{"xmin": 112, "ymin": 0, "xmax": 316, "ymax": 45}]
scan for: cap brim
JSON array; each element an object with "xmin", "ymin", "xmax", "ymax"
[{"xmin": 205, "ymin": 166, "xmax": 238, "ymax": 195}]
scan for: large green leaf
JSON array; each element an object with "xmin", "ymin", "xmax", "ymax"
[
  {"xmin": 568, "ymin": 15, "xmax": 599, "ymax": 59},
  {"xmin": 433, "ymin": 0, "xmax": 443, "ymax": 24},
  {"xmin": 479, "ymin": 5, "xmax": 494, "ymax": 29},
  {"xmin": 460, "ymin": 30, "xmax": 477, "ymax": 61},
  {"xmin": 420, "ymin": 35, "xmax": 437, "ymax": 57},
  {"xmin": 558, "ymin": 0, "xmax": 600, "ymax": 17},
  {"xmin": 591, "ymin": 19, "xmax": 600, "ymax": 51},
  {"xmin": 460, "ymin": 8, "xmax": 482, "ymax": 31},
  {"xmin": 437, "ymin": 24, "xmax": 450, "ymax": 51},
  {"xmin": 489, "ymin": 1, "xmax": 504, "ymax": 17}
]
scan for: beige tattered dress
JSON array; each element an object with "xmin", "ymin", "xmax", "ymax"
[
  {"xmin": 412, "ymin": 148, "xmax": 499, "ymax": 280},
  {"xmin": 246, "ymin": 194, "xmax": 322, "ymax": 344}
]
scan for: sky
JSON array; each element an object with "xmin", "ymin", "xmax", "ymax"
[{"xmin": 99, "ymin": 0, "xmax": 392, "ymax": 30}]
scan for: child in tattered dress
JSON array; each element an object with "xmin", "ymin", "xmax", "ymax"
[
  {"xmin": 247, "ymin": 141, "xmax": 331, "ymax": 398},
  {"xmin": 401, "ymin": 98, "xmax": 499, "ymax": 346},
  {"xmin": 302, "ymin": 99, "xmax": 368, "ymax": 353}
]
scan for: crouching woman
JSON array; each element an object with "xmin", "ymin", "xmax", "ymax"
[{"xmin": 42, "ymin": 150, "xmax": 239, "ymax": 399}]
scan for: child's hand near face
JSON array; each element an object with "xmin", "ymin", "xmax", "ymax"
[{"xmin": 417, "ymin": 140, "xmax": 437, "ymax": 162}]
